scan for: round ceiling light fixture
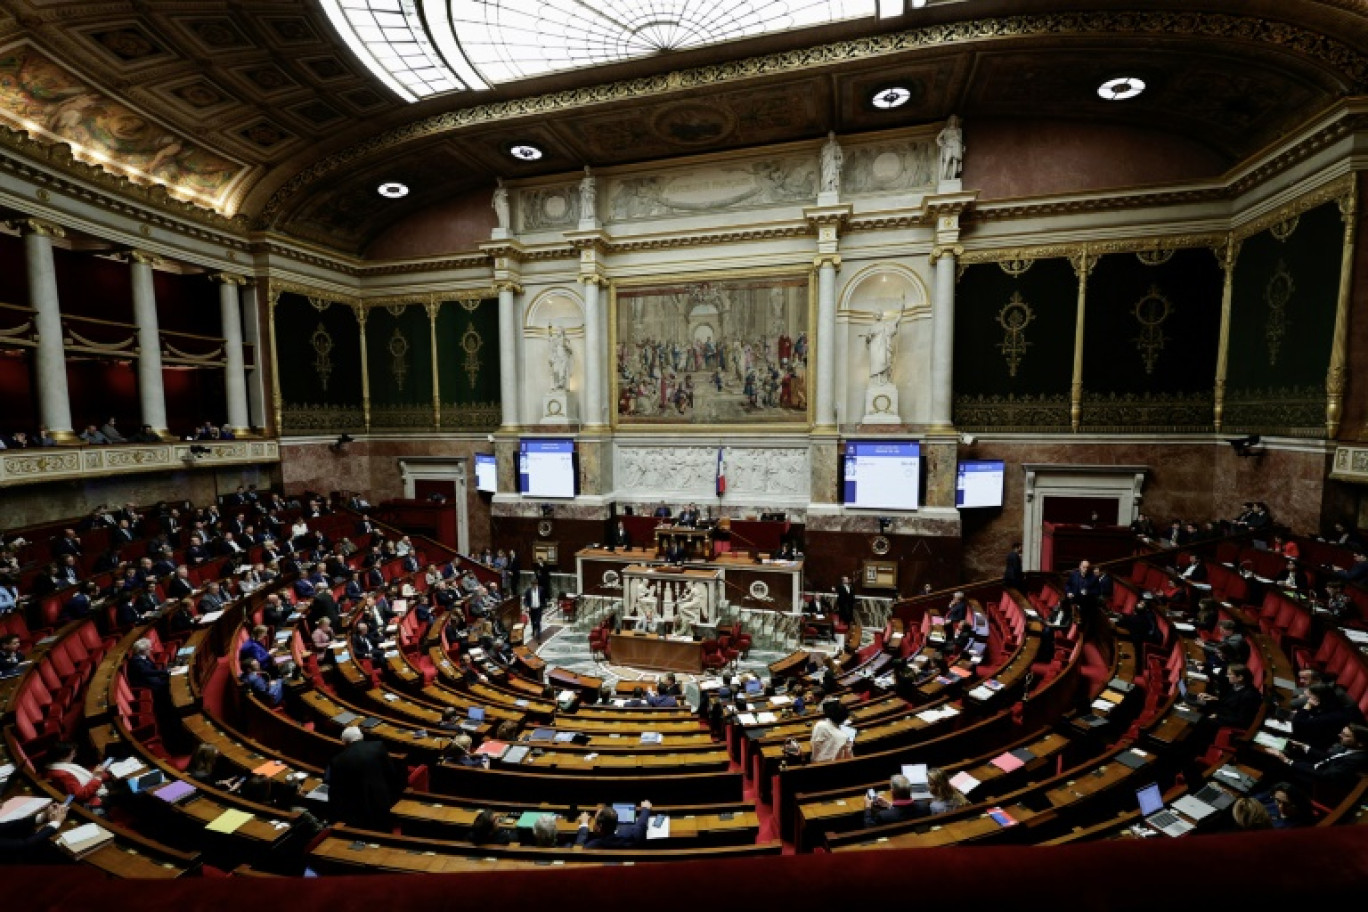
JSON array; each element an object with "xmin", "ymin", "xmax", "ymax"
[
  {"xmin": 508, "ymin": 143, "xmax": 545, "ymax": 161},
  {"xmin": 1097, "ymin": 76, "xmax": 1146, "ymax": 101},
  {"xmin": 870, "ymin": 85, "xmax": 912, "ymax": 110},
  {"xmin": 377, "ymin": 181, "xmax": 410, "ymax": 198}
]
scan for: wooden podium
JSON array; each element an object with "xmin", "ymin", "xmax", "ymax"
[{"xmin": 609, "ymin": 631, "xmax": 704, "ymax": 674}]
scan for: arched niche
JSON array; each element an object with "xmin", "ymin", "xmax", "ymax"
[
  {"xmin": 523, "ymin": 289, "xmax": 586, "ymax": 405},
  {"xmin": 836, "ymin": 264, "xmax": 932, "ymax": 425}
]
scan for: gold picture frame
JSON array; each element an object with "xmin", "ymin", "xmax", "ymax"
[
  {"xmin": 862, "ymin": 559, "xmax": 898, "ymax": 590},
  {"xmin": 610, "ymin": 266, "xmax": 815, "ymax": 430},
  {"xmin": 532, "ymin": 542, "xmax": 559, "ymax": 565}
]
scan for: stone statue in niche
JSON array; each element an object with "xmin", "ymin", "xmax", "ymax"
[
  {"xmin": 548, "ymin": 325, "xmax": 572, "ymax": 392},
  {"xmin": 491, "ymin": 177, "xmax": 510, "ymax": 231},
  {"xmin": 579, "ymin": 166, "xmax": 596, "ymax": 222},
  {"xmin": 937, "ymin": 115, "xmax": 964, "ymax": 183},
  {"xmin": 863, "ymin": 311, "xmax": 900, "ymax": 387},
  {"xmin": 819, "ymin": 131, "xmax": 843, "ymax": 196}
]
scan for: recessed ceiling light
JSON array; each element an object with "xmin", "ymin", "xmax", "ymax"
[
  {"xmin": 871, "ymin": 86, "xmax": 912, "ymax": 110},
  {"xmin": 1097, "ymin": 76, "xmax": 1146, "ymax": 101},
  {"xmin": 508, "ymin": 143, "xmax": 544, "ymax": 161},
  {"xmin": 377, "ymin": 181, "xmax": 409, "ymax": 198}
]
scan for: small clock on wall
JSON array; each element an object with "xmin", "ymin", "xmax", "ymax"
[
  {"xmin": 871, "ymin": 535, "xmax": 891, "ymax": 555},
  {"xmin": 538, "ymin": 519, "xmax": 553, "ymax": 538}
]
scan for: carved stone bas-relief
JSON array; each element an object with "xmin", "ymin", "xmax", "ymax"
[{"xmin": 614, "ymin": 445, "xmax": 809, "ymax": 501}]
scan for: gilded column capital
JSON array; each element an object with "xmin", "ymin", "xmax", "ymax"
[
  {"xmin": 813, "ymin": 253, "xmax": 842, "ymax": 271},
  {"xmin": 930, "ymin": 244, "xmax": 964, "ymax": 264},
  {"xmin": 11, "ymin": 218, "xmax": 66, "ymax": 239},
  {"xmin": 1068, "ymin": 249, "xmax": 1096, "ymax": 280},
  {"xmin": 424, "ymin": 299, "xmax": 442, "ymax": 322},
  {"xmin": 494, "ymin": 280, "xmax": 524, "ymax": 296},
  {"xmin": 125, "ymin": 249, "xmax": 160, "ymax": 267},
  {"xmin": 351, "ymin": 302, "xmax": 369, "ymax": 326},
  {"xmin": 1212, "ymin": 236, "xmax": 1241, "ymax": 274},
  {"xmin": 580, "ymin": 273, "xmax": 609, "ymax": 288},
  {"xmin": 210, "ymin": 272, "xmax": 247, "ymax": 286}
]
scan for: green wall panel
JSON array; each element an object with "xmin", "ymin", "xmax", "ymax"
[
  {"xmin": 366, "ymin": 303, "xmax": 435, "ymax": 431},
  {"xmin": 436, "ymin": 298, "xmax": 501, "ymax": 429},
  {"xmin": 276, "ymin": 292, "xmax": 363, "ymax": 433},
  {"xmin": 953, "ymin": 257, "xmax": 1077, "ymax": 430}
]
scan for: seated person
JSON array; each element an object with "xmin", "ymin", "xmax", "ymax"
[
  {"xmin": 0, "ymin": 634, "xmax": 26, "ymax": 675},
  {"xmin": 0, "ymin": 800, "xmax": 68, "ymax": 862},
  {"xmin": 1114, "ymin": 592, "xmax": 1163, "ymax": 645},
  {"xmin": 1262, "ymin": 723, "xmax": 1368, "ymax": 790},
  {"xmin": 1291, "ymin": 683, "xmax": 1358, "ymax": 749},
  {"xmin": 469, "ymin": 809, "xmax": 512, "ymax": 846},
  {"xmin": 240, "ymin": 657, "xmax": 284, "ymax": 706},
  {"xmin": 45, "ymin": 741, "xmax": 111, "ymax": 808},
  {"xmin": 443, "ymin": 733, "xmax": 489, "ymax": 768},
  {"xmin": 575, "ymin": 801, "xmax": 653, "ymax": 848},
  {"xmin": 126, "ymin": 637, "xmax": 171, "ymax": 692},
  {"xmin": 350, "ymin": 620, "xmax": 386, "ymax": 663},
  {"xmin": 863, "ymin": 774, "xmax": 925, "ymax": 826},
  {"xmin": 1195, "ymin": 663, "xmax": 1262, "ymax": 729},
  {"xmin": 311, "ymin": 616, "xmax": 336, "ymax": 655},
  {"xmin": 925, "ymin": 767, "xmax": 969, "ymax": 816},
  {"xmin": 238, "ymin": 624, "xmax": 281, "ymax": 677}
]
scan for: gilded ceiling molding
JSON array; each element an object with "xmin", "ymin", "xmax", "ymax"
[
  {"xmin": 355, "ymin": 256, "xmax": 492, "ymax": 277},
  {"xmin": 1231, "ymin": 172, "xmax": 1356, "ymax": 241},
  {"xmin": 959, "ymin": 233, "xmax": 1230, "ymax": 266},
  {"xmin": 257, "ymin": 9, "xmax": 1368, "ymax": 227},
  {"xmin": 265, "ymin": 278, "xmax": 361, "ymax": 309}
]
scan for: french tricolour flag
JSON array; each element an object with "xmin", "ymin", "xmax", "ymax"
[{"xmin": 716, "ymin": 447, "xmax": 726, "ymax": 496}]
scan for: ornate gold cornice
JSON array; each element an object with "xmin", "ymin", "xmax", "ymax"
[
  {"xmin": 1232, "ymin": 172, "xmax": 1356, "ymax": 241},
  {"xmin": 260, "ymin": 8, "xmax": 1368, "ymax": 226},
  {"xmin": 7, "ymin": 218, "xmax": 65, "ymax": 238},
  {"xmin": 209, "ymin": 272, "xmax": 246, "ymax": 287},
  {"xmin": 355, "ymin": 255, "xmax": 491, "ymax": 277},
  {"xmin": 265, "ymin": 278, "xmax": 361, "ymax": 309}
]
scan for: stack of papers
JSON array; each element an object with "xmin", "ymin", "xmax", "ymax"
[
  {"xmin": 56, "ymin": 822, "xmax": 114, "ymax": 856},
  {"xmin": 949, "ymin": 771, "xmax": 980, "ymax": 795},
  {"xmin": 206, "ymin": 809, "xmax": 254, "ymax": 834},
  {"xmin": 755, "ymin": 712, "xmax": 778, "ymax": 724},
  {"xmin": 1253, "ymin": 732, "xmax": 1288, "ymax": 751},
  {"xmin": 640, "ymin": 731, "xmax": 663, "ymax": 744},
  {"xmin": 645, "ymin": 814, "xmax": 671, "ymax": 839},
  {"xmin": 105, "ymin": 757, "xmax": 147, "ymax": 780},
  {"xmin": 735, "ymin": 713, "xmax": 758, "ymax": 725},
  {"xmin": 0, "ymin": 795, "xmax": 51, "ymax": 823},
  {"xmin": 969, "ymin": 685, "xmax": 996, "ymax": 701}
]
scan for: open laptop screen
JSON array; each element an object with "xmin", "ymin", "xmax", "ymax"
[
  {"xmin": 1177, "ymin": 678, "xmax": 1188, "ymax": 701},
  {"xmin": 1136, "ymin": 783, "xmax": 1164, "ymax": 817}
]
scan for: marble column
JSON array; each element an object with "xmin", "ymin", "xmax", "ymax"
[
  {"xmin": 21, "ymin": 220, "xmax": 74, "ymax": 440},
  {"xmin": 239, "ymin": 282, "xmax": 267, "ymax": 432},
  {"xmin": 1212, "ymin": 238, "xmax": 1238, "ymax": 433},
  {"xmin": 814, "ymin": 254, "xmax": 840, "ymax": 430},
  {"xmin": 213, "ymin": 273, "xmax": 250, "ymax": 434},
  {"xmin": 497, "ymin": 281, "xmax": 522, "ymax": 429},
  {"xmin": 1327, "ymin": 185, "xmax": 1358, "ymax": 438},
  {"xmin": 1068, "ymin": 250, "xmax": 1096, "ymax": 432},
  {"xmin": 581, "ymin": 275, "xmax": 606, "ymax": 428},
  {"xmin": 929, "ymin": 245, "xmax": 961, "ymax": 430},
  {"xmin": 128, "ymin": 251, "xmax": 167, "ymax": 436}
]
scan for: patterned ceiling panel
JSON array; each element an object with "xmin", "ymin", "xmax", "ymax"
[{"xmin": 0, "ymin": 1, "xmax": 1363, "ymax": 250}]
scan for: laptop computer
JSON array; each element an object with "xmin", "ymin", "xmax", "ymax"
[
  {"xmin": 612, "ymin": 802, "xmax": 636, "ymax": 824},
  {"xmin": 468, "ymin": 706, "xmax": 486, "ymax": 722},
  {"xmin": 359, "ymin": 717, "xmax": 383, "ymax": 731},
  {"xmin": 1136, "ymin": 783, "xmax": 1194, "ymax": 837},
  {"xmin": 1171, "ymin": 793, "xmax": 1220, "ymax": 822},
  {"xmin": 331, "ymin": 710, "xmax": 359, "ymax": 726},
  {"xmin": 1191, "ymin": 782, "xmax": 1236, "ymax": 811}
]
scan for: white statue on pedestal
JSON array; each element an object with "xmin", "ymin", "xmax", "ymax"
[
  {"xmin": 579, "ymin": 166, "xmax": 597, "ymax": 225},
  {"xmin": 675, "ymin": 581, "xmax": 703, "ymax": 636},
  {"xmin": 937, "ymin": 115, "xmax": 964, "ymax": 183},
  {"xmin": 635, "ymin": 582, "xmax": 659, "ymax": 632},
  {"xmin": 863, "ymin": 311, "xmax": 900, "ymax": 387},
  {"xmin": 819, "ymin": 131, "xmax": 843, "ymax": 195},
  {"xmin": 491, "ymin": 178, "xmax": 510, "ymax": 232},
  {"xmin": 548, "ymin": 326, "xmax": 572, "ymax": 392}
]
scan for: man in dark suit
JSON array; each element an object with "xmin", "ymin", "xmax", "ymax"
[
  {"xmin": 863, "ymin": 775, "xmax": 926, "ymax": 826},
  {"xmin": 1065, "ymin": 560, "xmax": 1097, "ymax": 611},
  {"xmin": 1003, "ymin": 542, "xmax": 1026, "ymax": 591},
  {"xmin": 326, "ymin": 727, "xmax": 405, "ymax": 831},
  {"xmin": 653, "ymin": 504, "xmax": 672, "ymax": 519},
  {"xmin": 523, "ymin": 581, "xmax": 546, "ymax": 641},
  {"xmin": 52, "ymin": 529, "xmax": 82, "ymax": 559},
  {"xmin": 834, "ymin": 576, "xmax": 856, "ymax": 625},
  {"xmin": 1265, "ymin": 723, "xmax": 1368, "ymax": 790},
  {"xmin": 609, "ymin": 521, "xmax": 632, "ymax": 551},
  {"xmin": 575, "ymin": 801, "xmax": 653, "ymax": 848},
  {"xmin": 1197, "ymin": 663, "xmax": 1262, "ymax": 729}
]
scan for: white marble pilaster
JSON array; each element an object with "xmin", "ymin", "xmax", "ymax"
[
  {"xmin": 581, "ymin": 276, "xmax": 605, "ymax": 428},
  {"xmin": 128, "ymin": 251, "xmax": 167, "ymax": 435},
  {"xmin": 21, "ymin": 220, "xmax": 74, "ymax": 440},
  {"xmin": 497, "ymin": 280, "xmax": 522, "ymax": 429},
  {"xmin": 239, "ymin": 282, "xmax": 267, "ymax": 432},
  {"xmin": 213, "ymin": 273, "xmax": 250, "ymax": 434},
  {"xmin": 929, "ymin": 246, "xmax": 959, "ymax": 429}
]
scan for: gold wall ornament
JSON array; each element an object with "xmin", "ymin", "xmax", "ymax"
[
  {"xmin": 1264, "ymin": 260, "xmax": 1295, "ymax": 366},
  {"xmin": 307, "ymin": 296, "xmax": 332, "ymax": 312},
  {"xmin": 462, "ymin": 322, "xmax": 484, "ymax": 389},
  {"xmin": 385, "ymin": 303, "xmax": 408, "ymax": 317},
  {"xmin": 998, "ymin": 258, "xmax": 1034, "ymax": 277},
  {"xmin": 388, "ymin": 327, "xmax": 410, "ymax": 392},
  {"xmin": 310, "ymin": 322, "xmax": 334, "ymax": 392},
  {"xmin": 996, "ymin": 292, "xmax": 1035, "ymax": 378},
  {"xmin": 1136, "ymin": 249, "xmax": 1175, "ymax": 266},
  {"xmin": 1270, "ymin": 215, "xmax": 1300, "ymax": 242},
  {"xmin": 1131, "ymin": 285, "xmax": 1174, "ymax": 374},
  {"xmin": 459, "ymin": 298, "xmax": 483, "ymax": 313}
]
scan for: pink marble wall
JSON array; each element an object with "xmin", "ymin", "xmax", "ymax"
[
  {"xmin": 364, "ymin": 190, "xmax": 498, "ymax": 260},
  {"xmin": 279, "ymin": 438, "xmax": 495, "ymax": 554},
  {"xmin": 959, "ymin": 440, "xmax": 1333, "ymax": 581},
  {"xmin": 964, "ymin": 119, "xmax": 1228, "ymax": 202},
  {"xmin": 1, "ymin": 464, "xmax": 279, "ymax": 528}
]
